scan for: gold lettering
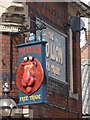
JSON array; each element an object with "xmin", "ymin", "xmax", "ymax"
[
  {"xmin": 30, "ymin": 94, "xmax": 41, "ymax": 101},
  {"xmin": 20, "ymin": 96, "xmax": 29, "ymax": 102}
]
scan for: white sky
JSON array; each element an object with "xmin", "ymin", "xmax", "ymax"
[{"xmin": 81, "ymin": 0, "xmax": 89, "ymax": 4}]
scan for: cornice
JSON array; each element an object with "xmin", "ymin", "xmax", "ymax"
[
  {"xmin": 0, "ymin": 24, "xmax": 20, "ymax": 32},
  {"xmin": 0, "ymin": 1, "xmax": 26, "ymax": 32}
]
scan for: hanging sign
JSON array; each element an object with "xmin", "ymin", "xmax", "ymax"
[{"xmin": 16, "ymin": 41, "xmax": 48, "ymax": 106}]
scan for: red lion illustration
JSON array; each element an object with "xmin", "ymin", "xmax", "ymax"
[{"xmin": 16, "ymin": 56, "xmax": 44, "ymax": 95}]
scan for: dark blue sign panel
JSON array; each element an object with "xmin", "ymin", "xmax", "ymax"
[{"xmin": 16, "ymin": 41, "xmax": 48, "ymax": 106}]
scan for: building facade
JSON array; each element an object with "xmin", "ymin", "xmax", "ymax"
[
  {"xmin": 0, "ymin": 1, "xmax": 89, "ymax": 119},
  {"xmin": 81, "ymin": 19, "xmax": 90, "ymax": 116}
]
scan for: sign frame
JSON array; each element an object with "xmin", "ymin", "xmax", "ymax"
[{"xmin": 16, "ymin": 41, "xmax": 48, "ymax": 106}]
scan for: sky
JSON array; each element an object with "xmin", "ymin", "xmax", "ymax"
[{"xmin": 81, "ymin": 0, "xmax": 89, "ymax": 4}]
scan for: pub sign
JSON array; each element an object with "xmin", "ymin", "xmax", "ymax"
[{"xmin": 16, "ymin": 41, "xmax": 48, "ymax": 106}]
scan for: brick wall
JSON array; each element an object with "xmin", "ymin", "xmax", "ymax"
[
  {"xmin": 73, "ymin": 33, "xmax": 81, "ymax": 94},
  {"xmin": 1, "ymin": 33, "xmax": 20, "ymax": 102},
  {"xmin": 27, "ymin": 2, "xmax": 68, "ymax": 34},
  {"xmin": 26, "ymin": 2, "xmax": 82, "ymax": 118},
  {"xmin": 0, "ymin": 2, "xmax": 82, "ymax": 119},
  {"xmin": 81, "ymin": 44, "xmax": 90, "ymax": 59}
]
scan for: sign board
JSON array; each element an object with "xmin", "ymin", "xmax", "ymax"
[
  {"xmin": 16, "ymin": 41, "xmax": 48, "ymax": 106},
  {"xmin": 36, "ymin": 18, "xmax": 67, "ymax": 82},
  {"xmin": 28, "ymin": 33, "xmax": 35, "ymax": 42}
]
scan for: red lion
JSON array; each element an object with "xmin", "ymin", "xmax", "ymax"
[{"xmin": 16, "ymin": 56, "xmax": 44, "ymax": 95}]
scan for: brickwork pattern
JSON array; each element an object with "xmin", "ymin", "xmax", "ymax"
[
  {"xmin": 81, "ymin": 45, "xmax": 90, "ymax": 59},
  {"xmin": 27, "ymin": 2, "xmax": 82, "ymax": 118},
  {"xmin": 1, "ymin": 33, "xmax": 19, "ymax": 100},
  {"xmin": 0, "ymin": 2, "xmax": 82, "ymax": 119}
]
